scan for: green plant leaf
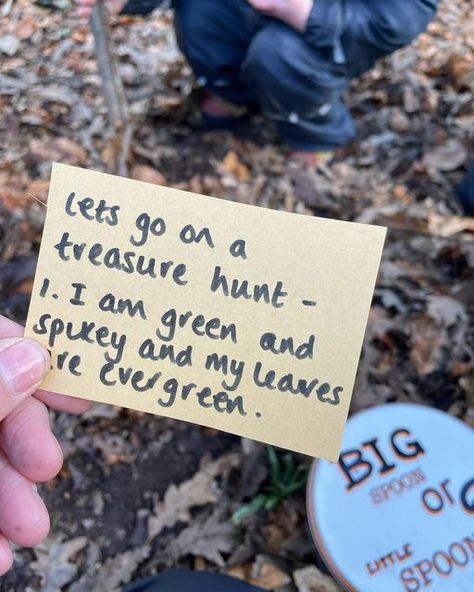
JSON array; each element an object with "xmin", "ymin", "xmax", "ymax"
[{"xmin": 232, "ymin": 494, "xmax": 267, "ymax": 524}]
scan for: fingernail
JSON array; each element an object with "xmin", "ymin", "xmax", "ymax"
[{"xmin": 0, "ymin": 338, "xmax": 50, "ymax": 397}]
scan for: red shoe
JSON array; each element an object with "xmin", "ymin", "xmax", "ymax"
[{"xmin": 201, "ymin": 94, "xmax": 250, "ymax": 129}]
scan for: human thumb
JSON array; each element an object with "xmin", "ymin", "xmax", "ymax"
[{"xmin": 0, "ymin": 338, "xmax": 50, "ymax": 421}]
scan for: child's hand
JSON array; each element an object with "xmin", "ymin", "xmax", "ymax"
[
  {"xmin": 0, "ymin": 315, "xmax": 92, "ymax": 575},
  {"xmin": 74, "ymin": 0, "xmax": 128, "ymax": 20},
  {"xmin": 247, "ymin": 0, "xmax": 313, "ymax": 32}
]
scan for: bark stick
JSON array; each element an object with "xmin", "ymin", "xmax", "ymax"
[{"xmin": 90, "ymin": 0, "xmax": 132, "ymax": 174}]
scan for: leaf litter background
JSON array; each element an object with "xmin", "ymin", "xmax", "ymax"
[{"xmin": 0, "ymin": 0, "xmax": 473, "ymax": 590}]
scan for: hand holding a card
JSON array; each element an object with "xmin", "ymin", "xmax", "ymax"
[{"xmin": 0, "ymin": 315, "xmax": 92, "ymax": 575}]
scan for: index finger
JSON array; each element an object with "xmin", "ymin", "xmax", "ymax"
[{"xmin": 35, "ymin": 390, "xmax": 93, "ymax": 414}]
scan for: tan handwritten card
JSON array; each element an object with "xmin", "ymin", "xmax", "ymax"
[{"xmin": 25, "ymin": 163, "xmax": 386, "ymax": 461}]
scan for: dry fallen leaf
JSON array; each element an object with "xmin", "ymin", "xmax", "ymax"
[
  {"xmin": 148, "ymin": 453, "xmax": 240, "ymax": 539},
  {"xmin": 165, "ymin": 512, "xmax": 236, "ymax": 566},
  {"xmin": 408, "ymin": 316, "xmax": 446, "ymax": 376},
  {"xmin": 26, "ymin": 178, "xmax": 50, "ymax": 204},
  {"xmin": 251, "ymin": 559, "xmax": 291, "ymax": 590},
  {"xmin": 402, "ymin": 86, "xmax": 420, "ymax": 113},
  {"xmin": 389, "ymin": 108, "xmax": 410, "ymax": 132},
  {"xmin": 293, "ymin": 565, "xmax": 342, "ymax": 592},
  {"xmin": 447, "ymin": 54, "xmax": 474, "ymax": 91},
  {"xmin": 0, "ymin": 0, "xmax": 14, "ymax": 17},
  {"xmin": 15, "ymin": 16, "xmax": 36, "ymax": 41},
  {"xmin": 29, "ymin": 138, "xmax": 88, "ymax": 167},
  {"xmin": 427, "ymin": 213, "xmax": 474, "ymax": 236},
  {"xmin": 130, "ymin": 164, "xmax": 167, "ymax": 186},
  {"xmin": 228, "ymin": 557, "xmax": 292, "ymax": 590},
  {"xmin": 0, "ymin": 34, "xmax": 20, "ymax": 57},
  {"xmin": 82, "ymin": 544, "xmax": 151, "ymax": 592},
  {"xmin": 222, "ymin": 150, "xmax": 250, "ymax": 182},
  {"xmin": 31, "ymin": 535, "xmax": 88, "ymax": 592},
  {"xmin": 422, "ymin": 139, "xmax": 468, "ymax": 171},
  {"xmin": 426, "ymin": 294, "xmax": 468, "ymax": 327}
]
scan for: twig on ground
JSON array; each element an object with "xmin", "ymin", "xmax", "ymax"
[{"xmin": 90, "ymin": 0, "xmax": 133, "ymax": 175}]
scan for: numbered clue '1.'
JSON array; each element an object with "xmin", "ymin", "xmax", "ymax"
[{"xmin": 25, "ymin": 163, "xmax": 386, "ymax": 461}]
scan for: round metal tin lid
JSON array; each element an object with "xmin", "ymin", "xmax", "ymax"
[{"xmin": 307, "ymin": 403, "xmax": 474, "ymax": 592}]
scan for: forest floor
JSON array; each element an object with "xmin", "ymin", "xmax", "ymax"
[{"xmin": 0, "ymin": 0, "xmax": 473, "ymax": 590}]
